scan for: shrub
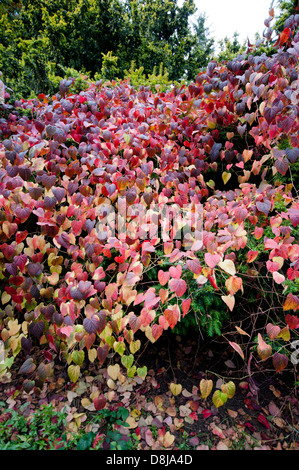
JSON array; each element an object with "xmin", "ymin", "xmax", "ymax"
[{"xmin": 0, "ymin": 9, "xmax": 298, "ymax": 391}]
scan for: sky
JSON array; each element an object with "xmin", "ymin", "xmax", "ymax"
[{"xmin": 192, "ymin": 0, "xmax": 280, "ymax": 49}]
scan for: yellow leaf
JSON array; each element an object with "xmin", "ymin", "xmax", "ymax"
[
  {"xmin": 222, "ymin": 172, "xmax": 231, "ymax": 185},
  {"xmin": 243, "ymin": 149, "xmax": 253, "ymax": 163},
  {"xmin": 88, "ymin": 348, "xmax": 97, "ymax": 363},
  {"xmin": 68, "ymin": 365, "xmax": 80, "ymax": 383},
  {"xmin": 125, "ymin": 417, "xmax": 138, "ymax": 429},
  {"xmin": 199, "ymin": 378, "xmax": 213, "ymax": 399},
  {"xmin": 107, "ymin": 378, "xmax": 116, "ymax": 389},
  {"xmin": 8, "ymin": 320, "xmax": 20, "ymax": 337},
  {"xmin": 81, "ymin": 398, "xmax": 95, "ymax": 411},
  {"xmin": 221, "ymin": 381, "xmax": 236, "ymax": 399},
  {"xmin": 272, "ymin": 256, "xmax": 284, "ymax": 269},
  {"xmin": 170, "ymin": 383, "xmax": 182, "ymax": 396},
  {"xmin": 221, "ymin": 294, "xmax": 235, "ymax": 311},
  {"xmin": 159, "ymin": 431, "xmax": 175, "ymax": 448},
  {"xmin": 212, "ymin": 390, "xmax": 228, "ymax": 408},
  {"xmin": 235, "ymin": 326, "xmax": 250, "ymax": 336},
  {"xmin": 277, "ymin": 326, "xmax": 290, "ymax": 342},
  {"xmin": 48, "ymin": 272, "xmax": 59, "ymax": 285},
  {"xmin": 107, "ymin": 364, "xmax": 120, "ymax": 381},
  {"xmin": 1, "ymin": 291, "xmax": 11, "ymax": 304},
  {"xmin": 129, "ymin": 340, "xmax": 141, "ymax": 354},
  {"xmin": 218, "ymin": 259, "xmax": 236, "ymax": 275}
]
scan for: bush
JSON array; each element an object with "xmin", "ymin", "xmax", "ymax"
[{"xmin": 0, "ymin": 11, "xmax": 298, "ymax": 393}]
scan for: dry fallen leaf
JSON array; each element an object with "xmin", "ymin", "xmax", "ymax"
[
  {"xmin": 165, "ymin": 406, "xmax": 177, "ymax": 417},
  {"xmin": 227, "ymin": 409, "xmax": 238, "ymax": 419}
]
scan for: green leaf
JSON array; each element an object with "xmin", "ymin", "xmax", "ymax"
[
  {"xmin": 212, "ymin": 390, "xmax": 228, "ymax": 408},
  {"xmin": 77, "ymin": 432, "xmax": 95, "ymax": 450},
  {"xmin": 71, "ymin": 350, "xmax": 85, "ymax": 366},
  {"xmin": 121, "ymin": 354, "xmax": 134, "ymax": 369},
  {"xmin": 137, "ymin": 366, "xmax": 147, "ymax": 379}
]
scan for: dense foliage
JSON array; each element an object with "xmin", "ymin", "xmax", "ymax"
[{"xmin": 0, "ymin": 6, "xmax": 298, "ymax": 402}]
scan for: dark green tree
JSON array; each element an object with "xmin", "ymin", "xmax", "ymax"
[{"xmin": 217, "ymin": 32, "xmax": 246, "ymax": 62}]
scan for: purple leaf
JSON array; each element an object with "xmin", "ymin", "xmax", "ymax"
[
  {"xmin": 52, "ymin": 187, "xmax": 66, "ymax": 203},
  {"xmin": 83, "ymin": 316, "xmax": 100, "ymax": 334},
  {"xmin": 27, "ymin": 262, "xmax": 43, "ymax": 277}
]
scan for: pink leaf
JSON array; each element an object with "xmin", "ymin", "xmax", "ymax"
[
  {"xmin": 169, "ymin": 278, "xmax": 187, "ymax": 297},
  {"xmin": 205, "ymin": 252, "xmax": 221, "ymax": 269}
]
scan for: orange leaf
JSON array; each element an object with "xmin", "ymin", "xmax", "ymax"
[
  {"xmin": 283, "ymin": 293, "xmax": 299, "ymax": 312},
  {"xmin": 280, "ymin": 27, "xmax": 291, "ymax": 46},
  {"xmin": 257, "ymin": 333, "xmax": 272, "ymax": 361},
  {"xmin": 247, "ymin": 250, "xmax": 258, "ymax": 263},
  {"xmin": 164, "ymin": 305, "xmax": 180, "ymax": 329}
]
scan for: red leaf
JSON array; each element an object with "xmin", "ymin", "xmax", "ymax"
[
  {"xmin": 208, "ymin": 274, "xmax": 218, "ymax": 291},
  {"xmin": 93, "ymin": 395, "xmax": 107, "ymax": 411},
  {"xmin": 152, "ymin": 323, "xmax": 163, "ymax": 341},
  {"xmin": 272, "ymin": 352, "xmax": 288, "ymax": 373},
  {"xmin": 247, "ymin": 250, "xmax": 258, "ymax": 263},
  {"xmin": 257, "ymin": 413, "xmax": 270, "ymax": 429},
  {"xmin": 97, "ymin": 344, "xmax": 109, "ymax": 365},
  {"xmin": 285, "ymin": 314, "xmax": 299, "ymax": 329},
  {"xmin": 279, "ymin": 27, "xmax": 291, "ymax": 46},
  {"xmin": 169, "ymin": 265, "xmax": 182, "ymax": 279},
  {"xmin": 182, "ymin": 298, "xmax": 191, "ymax": 318},
  {"xmin": 16, "ymin": 231, "xmax": 28, "ymax": 244},
  {"xmin": 202, "ymin": 409, "xmax": 212, "ymax": 419}
]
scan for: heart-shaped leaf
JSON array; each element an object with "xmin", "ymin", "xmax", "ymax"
[
  {"xmin": 170, "ymin": 382, "xmax": 182, "ymax": 396},
  {"xmin": 257, "ymin": 333, "xmax": 272, "ymax": 361},
  {"xmin": 266, "ymin": 323, "xmax": 280, "ymax": 339},
  {"xmin": 93, "ymin": 395, "xmax": 107, "ymax": 411},
  {"xmin": 121, "ymin": 354, "xmax": 134, "ymax": 369},
  {"xmin": 168, "ymin": 278, "xmax": 187, "ymax": 297},
  {"xmin": 83, "ymin": 315, "xmax": 100, "ymax": 334},
  {"xmin": 97, "ymin": 344, "xmax": 109, "ymax": 365},
  {"xmin": 272, "ymin": 352, "xmax": 288, "ymax": 372},
  {"xmin": 221, "ymin": 381, "xmax": 236, "ymax": 399},
  {"xmin": 137, "ymin": 366, "xmax": 147, "ymax": 379},
  {"xmin": 68, "ymin": 364, "xmax": 80, "ymax": 383},
  {"xmin": 199, "ymin": 379, "xmax": 213, "ymax": 399},
  {"xmin": 19, "ymin": 357, "xmax": 36, "ymax": 375},
  {"xmin": 107, "ymin": 364, "xmax": 120, "ymax": 381},
  {"xmin": 212, "ymin": 390, "xmax": 228, "ymax": 408}
]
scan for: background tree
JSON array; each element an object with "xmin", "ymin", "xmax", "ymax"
[
  {"xmin": 217, "ymin": 32, "xmax": 246, "ymax": 62},
  {"xmin": 0, "ymin": 0, "xmax": 215, "ymax": 97}
]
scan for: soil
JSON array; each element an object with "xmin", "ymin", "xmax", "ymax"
[{"xmin": 1, "ymin": 330, "xmax": 299, "ymax": 450}]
